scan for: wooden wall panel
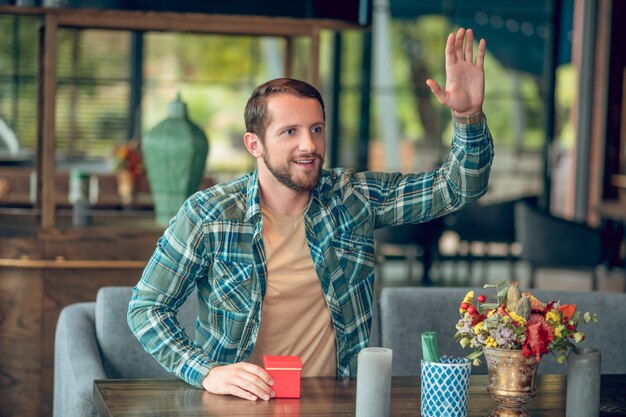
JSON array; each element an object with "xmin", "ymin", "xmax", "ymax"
[
  {"xmin": 0, "ymin": 237, "xmax": 41, "ymax": 259},
  {"xmin": 40, "ymin": 231, "xmax": 160, "ymax": 261},
  {"xmin": 0, "ymin": 228, "xmax": 161, "ymax": 417},
  {"xmin": 0, "ymin": 268, "xmax": 43, "ymax": 417}
]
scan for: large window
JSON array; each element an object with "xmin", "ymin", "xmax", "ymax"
[
  {"xmin": 0, "ymin": 15, "xmax": 38, "ymax": 159},
  {"xmin": 0, "ymin": 10, "xmax": 575, "ymax": 212}
]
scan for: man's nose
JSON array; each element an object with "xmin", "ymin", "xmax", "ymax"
[{"xmin": 298, "ymin": 132, "xmax": 316, "ymax": 153}]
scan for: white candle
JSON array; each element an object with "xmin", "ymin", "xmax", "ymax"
[{"xmin": 356, "ymin": 347, "xmax": 393, "ymax": 417}]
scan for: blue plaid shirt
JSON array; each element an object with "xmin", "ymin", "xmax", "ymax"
[{"xmin": 128, "ymin": 118, "xmax": 494, "ymax": 387}]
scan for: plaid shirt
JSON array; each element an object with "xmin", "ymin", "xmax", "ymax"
[{"xmin": 128, "ymin": 118, "xmax": 494, "ymax": 388}]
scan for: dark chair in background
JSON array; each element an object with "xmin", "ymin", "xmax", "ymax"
[
  {"xmin": 443, "ymin": 198, "xmax": 523, "ymax": 281},
  {"xmin": 514, "ymin": 199, "xmax": 606, "ymax": 290},
  {"xmin": 374, "ymin": 218, "xmax": 444, "ymax": 288}
]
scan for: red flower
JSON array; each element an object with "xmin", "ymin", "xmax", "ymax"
[
  {"xmin": 471, "ymin": 313, "xmax": 487, "ymax": 327},
  {"xmin": 523, "ymin": 316, "xmax": 554, "ymax": 361},
  {"xmin": 558, "ymin": 304, "xmax": 576, "ymax": 320},
  {"xmin": 113, "ymin": 139, "xmax": 144, "ymax": 178}
]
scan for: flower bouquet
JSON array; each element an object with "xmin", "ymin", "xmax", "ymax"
[
  {"xmin": 112, "ymin": 139, "xmax": 144, "ymax": 205},
  {"xmin": 455, "ymin": 281, "xmax": 598, "ymax": 366},
  {"xmin": 113, "ymin": 139, "xmax": 144, "ymax": 178}
]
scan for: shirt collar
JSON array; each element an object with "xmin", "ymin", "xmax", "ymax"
[
  {"xmin": 243, "ymin": 169, "xmax": 327, "ymax": 222},
  {"xmin": 244, "ymin": 170, "xmax": 262, "ymax": 222}
]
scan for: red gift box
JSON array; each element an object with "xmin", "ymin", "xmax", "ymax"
[{"xmin": 263, "ymin": 355, "xmax": 303, "ymax": 398}]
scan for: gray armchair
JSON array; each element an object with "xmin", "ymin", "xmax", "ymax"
[
  {"xmin": 53, "ymin": 286, "xmax": 197, "ymax": 417},
  {"xmin": 380, "ymin": 286, "xmax": 626, "ymax": 377}
]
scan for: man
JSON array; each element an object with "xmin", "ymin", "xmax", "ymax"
[{"xmin": 128, "ymin": 28, "xmax": 493, "ymax": 401}]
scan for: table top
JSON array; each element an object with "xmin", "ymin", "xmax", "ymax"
[{"xmin": 93, "ymin": 374, "xmax": 626, "ymax": 417}]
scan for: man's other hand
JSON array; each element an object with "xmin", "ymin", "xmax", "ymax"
[{"xmin": 202, "ymin": 362, "xmax": 275, "ymax": 401}]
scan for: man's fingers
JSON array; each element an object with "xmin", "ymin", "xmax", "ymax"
[
  {"xmin": 426, "ymin": 79, "xmax": 449, "ymax": 107},
  {"xmin": 476, "ymin": 38, "xmax": 486, "ymax": 68},
  {"xmin": 234, "ymin": 375, "xmax": 272, "ymax": 401},
  {"xmin": 228, "ymin": 385, "xmax": 260, "ymax": 401},
  {"xmin": 455, "ymin": 28, "xmax": 466, "ymax": 61},
  {"xmin": 240, "ymin": 362, "xmax": 274, "ymax": 385},
  {"xmin": 445, "ymin": 32, "xmax": 456, "ymax": 64},
  {"xmin": 236, "ymin": 368, "xmax": 274, "ymax": 399},
  {"xmin": 464, "ymin": 28, "xmax": 474, "ymax": 63}
]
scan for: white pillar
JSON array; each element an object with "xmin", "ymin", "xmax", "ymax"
[
  {"xmin": 262, "ymin": 37, "xmax": 284, "ymax": 80},
  {"xmin": 372, "ymin": 0, "xmax": 401, "ymax": 171}
]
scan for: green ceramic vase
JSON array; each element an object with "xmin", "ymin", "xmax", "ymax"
[{"xmin": 142, "ymin": 94, "xmax": 209, "ymax": 225}]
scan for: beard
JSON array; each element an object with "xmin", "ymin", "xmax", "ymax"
[{"xmin": 262, "ymin": 151, "xmax": 324, "ymax": 192}]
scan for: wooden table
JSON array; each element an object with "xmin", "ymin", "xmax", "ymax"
[{"xmin": 93, "ymin": 375, "xmax": 626, "ymax": 417}]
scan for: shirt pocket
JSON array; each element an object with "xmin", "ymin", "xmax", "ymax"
[
  {"xmin": 332, "ymin": 233, "xmax": 376, "ymax": 285},
  {"xmin": 208, "ymin": 259, "xmax": 253, "ymax": 314},
  {"xmin": 197, "ymin": 304, "xmax": 249, "ymax": 362}
]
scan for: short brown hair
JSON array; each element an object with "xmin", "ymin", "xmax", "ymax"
[{"xmin": 244, "ymin": 78, "xmax": 325, "ymax": 139}]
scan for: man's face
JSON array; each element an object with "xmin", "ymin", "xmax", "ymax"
[{"xmin": 259, "ymin": 94, "xmax": 326, "ymax": 192}]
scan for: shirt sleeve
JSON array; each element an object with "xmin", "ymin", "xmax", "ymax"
[
  {"xmin": 127, "ymin": 196, "xmax": 214, "ymax": 387},
  {"xmin": 360, "ymin": 116, "xmax": 494, "ymax": 228}
]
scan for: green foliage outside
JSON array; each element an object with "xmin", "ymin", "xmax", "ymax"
[{"xmin": 0, "ymin": 13, "xmax": 575, "ymax": 176}]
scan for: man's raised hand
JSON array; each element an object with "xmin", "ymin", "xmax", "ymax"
[{"xmin": 426, "ymin": 28, "xmax": 486, "ymax": 116}]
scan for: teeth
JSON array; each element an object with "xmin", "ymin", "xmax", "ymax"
[{"xmin": 296, "ymin": 160, "xmax": 314, "ymax": 163}]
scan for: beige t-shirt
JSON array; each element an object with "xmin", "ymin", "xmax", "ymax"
[{"xmin": 248, "ymin": 203, "xmax": 337, "ymax": 377}]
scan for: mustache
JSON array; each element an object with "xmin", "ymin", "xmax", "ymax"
[{"xmin": 291, "ymin": 153, "xmax": 324, "ymax": 161}]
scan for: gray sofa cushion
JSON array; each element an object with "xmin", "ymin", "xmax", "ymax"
[
  {"xmin": 380, "ymin": 287, "xmax": 626, "ymax": 376},
  {"xmin": 54, "ymin": 302, "xmax": 104, "ymax": 417},
  {"xmin": 95, "ymin": 286, "xmax": 197, "ymax": 379}
]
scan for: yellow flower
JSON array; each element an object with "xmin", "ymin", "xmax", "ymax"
[
  {"xmin": 473, "ymin": 322, "xmax": 484, "ymax": 335},
  {"xmin": 508, "ymin": 311, "xmax": 526, "ymax": 326},
  {"xmin": 485, "ymin": 336, "xmax": 497, "ymax": 348},
  {"xmin": 459, "ymin": 290, "xmax": 475, "ymax": 314},
  {"xmin": 554, "ymin": 325, "xmax": 563, "ymax": 338},
  {"xmin": 546, "ymin": 311, "xmax": 560, "ymax": 326}
]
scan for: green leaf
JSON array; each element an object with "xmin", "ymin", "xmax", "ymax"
[
  {"xmin": 460, "ymin": 337, "xmax": 470, "ymax": 348},
  {"xmin": 514, "ymin": 326, "xmax": 526, "ymax": 335},
  {"xmin": 481, "ymin": 302, "xmax": 498, "ymax": 311},
  {"xmin": 466, "ymin": 350, "xmax": 483, "ymax": 360},
  {"xmin": 497, "ymin": 286, "xmax": 509, "ymax": 301}
]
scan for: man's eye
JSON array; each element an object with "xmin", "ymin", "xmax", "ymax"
[
  {"xmin": 284, "ymin": 129, "xmax": 295, "ymax": 135},
  {"xmin": 312, "ymin": 126, "xmax": 323, "ymax": 134}
]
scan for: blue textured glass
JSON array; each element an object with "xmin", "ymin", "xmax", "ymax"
[{"xmin": 420, "ymin": 357, "xmax": 471, "ymax": 417}]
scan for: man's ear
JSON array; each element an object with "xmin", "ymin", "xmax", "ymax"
[{"xmin": 243, "ymin": 132, "xmax": 263, "ymax": 158}]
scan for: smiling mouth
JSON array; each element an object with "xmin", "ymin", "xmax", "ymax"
[{"xmin": 294, "ymin": 159, "xmax": 315, "ymax": 165}]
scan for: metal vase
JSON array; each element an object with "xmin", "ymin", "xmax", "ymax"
[{"xmin": 484, "ymin": 348, "xmax": 539, "ymax": 417}]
